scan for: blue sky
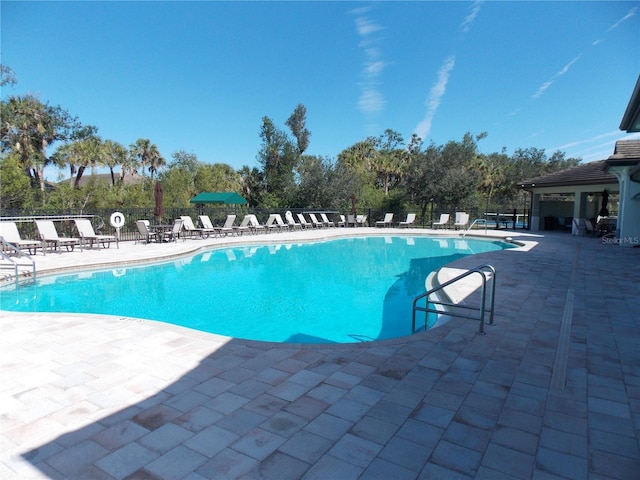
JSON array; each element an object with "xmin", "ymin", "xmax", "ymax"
[{"xmin": 2, "ymin": 1, "xmax": 639, "ymax": 179}]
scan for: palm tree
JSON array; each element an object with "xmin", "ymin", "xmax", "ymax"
[
  {"xmin": 103, "ymin": 140, "xmax": 127, "ymax": 186},
  {"xmin": 130, "ymin": 138, "xmax": 164, "ymax": 179}
]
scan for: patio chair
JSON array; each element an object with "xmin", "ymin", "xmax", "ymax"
[
  {"xmin": 160, "ymin": 218, "xmax": 184, "ymax": 242},
  {"xmin": 180, "ymin": 215, "xmax": 215, "ymax": 238},
  {"xmin": 454, "ymin": 212, "xmax": 470, "ymax": 230},
  {"xmin": 265, "ymin": 214, "xmax": 284, "ymax": 232},
  {"xmin": 217, "ymin": 215, "xmax": 237, "ymax": 236},
  {"xmin": 432, "ymin": 213, "xmax": 450, "ymax": 229},
  {"xmin": 0, "ymin": 221, "xmax": 42, "ymax": 255},
  {"xmin": 74, "ymin": 218, "xmax": 115, "ymax": 249},
  {"xmin": 399, "ymin": 213, "xmax": 416, "ymax": 228},
  {"xmin": 234, "ymin": 215, "xmax": 252, "ymax": 235},
  {"xmin": 285, "ymin": 211, "xmax": 302, "ymax": 230},
  {"xmin": 297, "ymin": 213, "xmax": 313, "ymax": 229},
  {"xmin": 337, "ymin": 215, "xmax": 346, "ymax": 227},
  {"xmin": 376, "ymin": 213, "xmax": 394, "ymax": 228},
  {"xmin": 356, "ymin": 215, "xmax": 367, "ymax": 227},
  {"xmin": 248, "ymin": 214, "xmax": 266, "ymax": 234},
  {"xmin": 346, "ymin": 214, "xmax": 357, "ymax": 227},
  {"xmin": 308, "ymin": 213, "xmax": 324, "ymax": 228},
  {"xmin": 136, "ymin": 220, "xmax": 158, "ymax": 244},
  {"xmin": 321, "ymin": 213, "xmax": 335, "ymax": 227},
  {"xmin": 35, "ymin": 220, "xmax": 80, "ymax": 253}
]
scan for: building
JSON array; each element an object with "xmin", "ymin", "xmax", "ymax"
[{"xmin": 519, "ymin": 76, "xmax": 640, "ymax": 247}]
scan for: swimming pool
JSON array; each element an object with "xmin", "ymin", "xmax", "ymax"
[{"xmin": 0, "ymin": 236, "xmax": 512, "ymax": 343}]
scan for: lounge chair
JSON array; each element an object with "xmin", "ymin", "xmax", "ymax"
[
  {"xmin": 346, "ymin": 214, "xmax": 357, "ymax": 227},
  {"xmin": 356, "ymin": 215, "xmax": 367, "ymax": 227},
  {"xmin": 321, "ymin": 213, "xmax": 335, "ymax": 227},
  {"xmin": 274, "ymin": 214, "xmax": 289, "ymax": 230},
  {"xmin": 376, "ymin": 213, "xmax": 394, "ymax": 228},
  {"xmin": 285, "ymin": 211, "xmax": 302, "ymax": 230},
  {"xmin": 399, "ymin": 213, "xmax": 416, "ymax": 228},
  {"xmin": 432, "ymin": 213, "xmax": 450, "ymax": 229},
  {"xmin": 35, "ymin": 220, "xmax": 80, "ymax": 253},
  {"xmin": 234, "ymin": 215, "xmax": 252, "ymax": 235},
  {"xmin": 217, "ymin": 215, "xmax": 237, "ymax": 236},
  {"xmin": 136, "ymin": 220, "xmax": 158, "ymax": 244},
  {"xmin": 308, "ymin": 213, "xmax": 324, "ymax": 228},
  {"xmin": 74, "ymin": 218, "xmax": 115, "ymax": 249},
  {"xmin": 0, "ymin": 221, "xmax": 42, "ymax": 254},
  {"xmin": 161, "ymin": 218, "xmax": 184, "ymax": 242},
  {"xmin": 265, "ymin": 214, "xmax": 284, "ymax": 232},
  {"xmin": 180, "ymin": 215, "xmax": 215, "ymax": 238},
  {"xmin": 297, "ymin": 213, "xmax": 313, "ymax": 229},
  {"xmin": 248, "ymin": 214, "xmax": 266, "ymax": 234},
  {"xmin": 337, "ymin": 215, "xmax": 346, "ymax": 227},
  {"xmin": 454, "ymin": 212, "xmax": 470, "ymax": 230}
]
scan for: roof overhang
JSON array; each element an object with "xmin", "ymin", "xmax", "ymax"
[{"xmin": 620, "ymin": 75, "xmax": 640, "ymax": 132}]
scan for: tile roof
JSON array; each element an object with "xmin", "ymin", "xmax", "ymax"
[
  {"xmin": 606, "ymin": 139, "xmax": 640, "ymax": 164},
  {"xmin": 518, "ymin": 160, "xmax": 617, "ymax": 188}
]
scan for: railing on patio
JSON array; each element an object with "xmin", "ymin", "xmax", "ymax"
[
  {"xmin": 412, "ymin": 264, "xmax": 496, "ymax": 335},
  {"xmin": 0, "ymin": 238, "xmax": 36, "ymax": 287}
]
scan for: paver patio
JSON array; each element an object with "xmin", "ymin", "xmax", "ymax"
[{"xmin": 1, "ymin": 228, "xmax": 639, "ymax": 479}]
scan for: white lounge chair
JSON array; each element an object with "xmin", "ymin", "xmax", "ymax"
[
  {"xmin": 35, "ymin": 220, "xmax": 80, "ymax": 253},
  {"xmin": 218, "ymin": 215, "xmax": 237, "ymax": 236},
  {"xmin": 399, "ymin": 213, "xmax": 416, "ymax": 228},
  {"xmin": 308, "ymin": 213, "xmax": 324, "ymax": 228},
  {"xmin": 337, "ymin": 215, "xmax": 346, "ymax": 227},
  {"xmin": 248, "ymin": 214, "xmax": 266, "ymax": 234},
  {"xmin": 180, "ymin": 215, "xmax": 215, "ymax": 238},
  {"xmin": 74, "ymin": 219, "xmax": 115, "ymax": 249},
  {"xmin": 321, "ymin": 213, "xmax": 335, "ymax": 227},
  {"xmin": 0, "ymin": 221, "xmax": 42, "ymax": 254},
  {"xmin": 376, "ymin": 213, "xmax": 394, "ymax": 228},
  {"xmin": 356, "ymin": 215, "xmax": 367, "ymax": 227},
  {"xmin": 454, "ymin": 212, "xmax": 470, "ymax": 230},
  {"xmin": 234, "ymin": 215, "xmax": 252, "ymax": 235},
  {"xmin": 160, "ymin": 218, "xmax": 184, "ymax": 242},
  {"xmin": 285, "ymin": 211, "xmax": 302, "ymax": 230},
  {"xmin": 136, "ymin": 220, "xmax": 158, "ymax": 244},
  {"xmin": 346, "ymin": 214, "xmax": 357, "ymax": 227},
  {"xmin": 265, "ymin": 214, "xmax": 283, "ymax": 232},
  {"xmin": 297, "ymin": 213, "xmax": 312, "ymax": 229},
  {"xmin": 432, "ymin": 214, "xmax": 450, "ymax": 229}
]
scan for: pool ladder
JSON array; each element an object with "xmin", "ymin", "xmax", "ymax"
[
  {"xmin": 0, "ymin": 238, "xmax": 36, "ymax": 287},
  {"xmin": 412, "ymin": 264, "xmax": 496, "ymax": 335},
  {"xmin": 461, "ymin": 218, "xmax": 488, "ymax": 237}
]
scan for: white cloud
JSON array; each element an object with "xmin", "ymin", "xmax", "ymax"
[
  {"xmin": 351, "ymin": 8, "xmax": 388, "ymax": 116},
  {"xmin": 358, "ymin": 87, "xmax": 385, "ymax": 114},
  {"xmin": 607, "ymin": 6, "xmax": 638, "ymax": 32},
  {"xmin": 355, "ymin": 17, "xmax": 383, "ymax": 37},
  {"xmin": 414, "ymin": 55, "xmax": 456, "ymax": 141},
  {"xmin": 461, "ymin": 1, "xmax": 483, "ymax": 33},
  {"xmin": 532, "ymin": 54, "xmax": 582, "ymax": 99}
]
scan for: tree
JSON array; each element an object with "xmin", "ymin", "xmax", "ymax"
[
  {"xmin": 0, "ymin": 64, "xmax": 17, "ymax": 87},
  {"xmin": 130, "ymin": 138, "xmax": 164, "ymax": 179},
  {"xmin": 285, "ymin": 104, "xmax": 311, "ymax": 155},
  {"xmin": 238, "ymin": 165, "xmax": 264, "ymax": 207},
  {"xmin": 0, "ymin": 154, "xmax": 33, "ymax": 210},
  {"xmin": 0, "ymin": 94, "xmax": 81, "ymax": 191},
  {"xmin": 103, "ymin": 140, "xmax": 128, "ymax": 186}
]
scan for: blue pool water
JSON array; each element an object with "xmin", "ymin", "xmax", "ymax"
[{"xmin": 0, "ymin": 236, "xmax": 512, "ymax": 343}]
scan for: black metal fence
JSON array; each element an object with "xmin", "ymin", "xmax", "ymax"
[{"xmin": 1, "ymin": 200, "xmax": 530, "ymax": 243}]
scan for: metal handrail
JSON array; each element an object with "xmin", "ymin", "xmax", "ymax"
[
  {"xmin": 461, "ymin": 218, "xmax": 488, "ymax": 237},
  {"xmin": 412, "ymin": 264, "xmax": 496, "ymax": 335},
  {"xmin": 0, "ymin": 239, "xmax": 37, "ymax": 286}
]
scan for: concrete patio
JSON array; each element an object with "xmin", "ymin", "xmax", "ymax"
[{"xmin": 1, "ymin": 228, "xmax": 639, "ymax": 479}]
